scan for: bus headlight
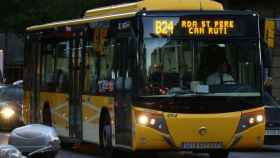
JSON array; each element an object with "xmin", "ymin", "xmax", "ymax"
[
  {"xmin": 135, "ymin": 109, "xmax": 169, "ymax": 134},
  {"xmin": 1, "ymin": 107, "xmax": 15, "ymax": 119},
  {"xmin": 236, "ymin": 110, "xmax": 265, "ymax": 133},
  {"xmin": 249, "ymin": 117, "xmax": 255, "ymax": 124},
  {"xmin": 256, "ymin": 115, "xmax": 264, "ymax": 123},
  {"xmin": 138, "ymin": 115, "xmax": 149, "ymax": 125}
]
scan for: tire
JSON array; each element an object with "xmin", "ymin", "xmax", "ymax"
[
  {"xmin": 100, "ymin": 113, "xmax": 114, "ymax": 158},
  {"xmin": 100, "ymin": 112, "xmax": 128, "ymax": 158},
  {"xmin": 60, "ymin": 141, "xmax": 74, "ymax": 150},
  {"xmin": 209, "ymin": 151, "xmax": 229, "ymax": 158},
  {"xmin": 42, "ymin": 103, "xmax": 52, "ymax": 126},
  {"xmin": 100, "ymin": 110, "xmax": 138, "ymax": 158}
]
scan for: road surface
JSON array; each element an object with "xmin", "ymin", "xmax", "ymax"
[{"xmin": 0, "ymin": 132, "xmax": 279, "ymax": 158}]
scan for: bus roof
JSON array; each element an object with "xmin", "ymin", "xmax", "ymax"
[
  {"xmin": 26, "ymin": 0, "xmax": 223, "ymax": 32},
  {"xmin": 85, "ymin": 0, "xmax": 223, "ymax": 17},
  {"xmin": 26, "ymin": 12, "xmax": 135, "ymax": 31}
]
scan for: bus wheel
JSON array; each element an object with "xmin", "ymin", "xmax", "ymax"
[
  {"xmin": 100, "ymin": 113, "xmax": 113, "ymax": 158},
  {"xmin": 209, "ymin": 150, "xmax": 229, "ymax": 158},
  {"xmin": 42, "ymin": 102, "xmax": 52, "ymax": 126}
]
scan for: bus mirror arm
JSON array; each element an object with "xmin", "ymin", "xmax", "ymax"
[
  {"xmin": 125, "ymin": 77, "xmax": 133, "ymax": 91},
  {"xmin": 116, "ymin": 77, "xmax": 133, "ymax": 91},
  {"xmin": 116, "ymin": 77, "xmax": 124, "ymax": 91}
]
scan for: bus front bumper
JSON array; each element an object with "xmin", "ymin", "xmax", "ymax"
[
  {"xmin": 133, "ymin": 124, "xmax": 265, "ymax": 151},
  {"xmin": 132, "ymin": 108, "xmax": 265, "ymax": 151}
]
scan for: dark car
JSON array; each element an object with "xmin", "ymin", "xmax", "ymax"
[
  {"xmin": 9, "ymin": 124, "xmax": 60, "ymax": 157},
  {"xmin": 264, "ymin": 92, "xmax": 280, "ymax": 145},
  {"xmin": 0, "ymin": 83, "xmax": 23, "ymax": 130}
]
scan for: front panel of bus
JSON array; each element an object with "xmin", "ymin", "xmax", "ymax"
[{"xmin": 132, "ymin": 11, "xmax": 265, "ymax": 151}]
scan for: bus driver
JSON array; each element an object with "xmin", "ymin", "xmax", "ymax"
[{"xmin": 207, "ymin": 47, "xmax": 235, "ymax": 85}]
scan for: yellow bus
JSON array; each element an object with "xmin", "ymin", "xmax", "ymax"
[{"xmin": 24, "ymin": 0, "xmax": 265, "ymax": 157}]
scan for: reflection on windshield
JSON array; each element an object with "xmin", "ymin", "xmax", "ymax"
[{"xmin": 139, "ymin": 38, "xmax": 261, "ymax": 96}]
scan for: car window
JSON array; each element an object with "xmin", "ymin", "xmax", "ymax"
[{"xmin": 0, "ymin": 86, "xmax": 23, "ymax": 103}]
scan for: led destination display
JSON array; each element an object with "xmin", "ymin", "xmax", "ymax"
[
  {"xmin": 154, "ymin": 19, "xmax": 235, "ymax": 36},
  {"xmin": 180, "ymin": 19, "xmax": 235, "ymax": 36},
  {"xmin": 144, "ymin": 14, "xmax": 258, "ymax": 38}
]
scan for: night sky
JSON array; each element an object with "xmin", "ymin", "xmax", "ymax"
[{"xmin": 95, "ymin": 0, "xmax": 141, "ymax": 7}]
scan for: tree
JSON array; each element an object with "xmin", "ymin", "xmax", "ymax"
[
  {"xmin": 0, "ymin": 0, "xmax": 98, "ymax": 34},
  {"xmin": 0, "ymin": 1, "xmax": 144, "ymax": 34}
]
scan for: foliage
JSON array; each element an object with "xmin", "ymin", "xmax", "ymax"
[
  {"xmin": 0, "ymin": 0, "xmax": 97, "ymax": 33},
  {"xmin": 0, "ymin": 0, "xmax": 143, "ymax": 34}
]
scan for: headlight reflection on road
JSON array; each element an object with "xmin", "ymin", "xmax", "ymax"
[{"xmin": 1, "ymin": 107, "xmax": 15, "ymax": 119}]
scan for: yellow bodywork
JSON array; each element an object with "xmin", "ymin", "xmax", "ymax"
[
  {"xmin": 24, "ymin": 90, "xmax": 265, "ymax": 150},
  {"xmin": 24, "ymin": 91, "xmax": 114, "ymax": 143},
  {"xmin": 82, "ymin": 95, "xmax": 114, "ymax": 143},
  {"xmin": 85, "ymin": 0, "xmax": 223, "ymax": 17},
  {"xmin": 82, "ymin": 95, "xmax": 114, "ymax": 125},
  {"xmin": 27, "ymin": 0, "xmax": 223, "ymax": 32},
  {"xmin": 133, "ymin": 107, "xmax": 265, "ymax": 150},
  {"xmin": 39, "ymin": 92, "xmax": 69, "ymax": 137}
]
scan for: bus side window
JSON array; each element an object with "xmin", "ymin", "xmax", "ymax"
[
  {"xmin": 97, "ymin": 39, "xmax": 115, "ymax": 94},
  {"xmin": 55, "ymin": 69, "xmax": 68, "ymax": 92},
  {"xmin": 84, "ymin": 45, "xmax": 98, "ymax": 95},
  {"xmin": 41, "ymin": 43, "xmax": 56, "ymax": 92},
  {"xmin": 54, "ymin": 41, "xmax": 70, "ymax": 93}
]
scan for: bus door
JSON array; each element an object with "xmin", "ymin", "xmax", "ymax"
[
  {"xmin": 29, "ymin": 34, "xmax": 41, "ymax": 123},
  {"xmin": 68, "ymin": 30, "xmax": 84, "ymax": 141},
  {"xmin": 114, "ymin": 34, "xmax": 136, "ymax": 147}
]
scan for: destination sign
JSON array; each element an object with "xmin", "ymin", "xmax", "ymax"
[
  {"xmin": 154, "ymin": 19, "xmax": 235, "ymax": 36},
  {"xmin": 154, "ymin": 20, "xmax": 174, "ymax": 36},
  {"xmin": 181, "ymin": 19, "xmax": 235, "ymax": 36},
  {"xmin": 145, "ymin": 14, "xmax": 258, "ymax": 38}
]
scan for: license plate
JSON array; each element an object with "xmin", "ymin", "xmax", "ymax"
[
  {"xmin": 265, "ymin": 129, "xmax": 280, "ymax": 136},
  {"xmin": 182, "ymin": 142, "xmax": 224, "ymax": 149}
]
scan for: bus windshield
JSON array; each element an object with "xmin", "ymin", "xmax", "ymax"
[{"xmin": 139, "ymin": 14, "xmax": 261, "ymax": 97}]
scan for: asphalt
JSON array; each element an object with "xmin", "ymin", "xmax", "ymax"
[{"xmin": 0, "ymin": 132, "xmax": 279, "ymax": 158}]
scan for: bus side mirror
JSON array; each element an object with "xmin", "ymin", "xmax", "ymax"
[
  {"xmin": 116, "ymin": 77, "xmax": 123, "ymax": 91},
  {"xmin": 116, "ymin": 77, "xmax": 133, "ymax": 91}
]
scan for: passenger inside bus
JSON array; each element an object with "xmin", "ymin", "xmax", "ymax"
[
  {"xmin": 149, "ymin": 64, "xmax": 164, "ymax": 87},
  {"xmin": 148, "ymin": 63, "xmax": 181, "ymax": 94},
  {"xmin": 55, "ymin": 69, "xmax": 67, "ymax": 92},
  {"xmin": 180, "ymin": 64, "xmax": 192, "ymax": 88},
  {"xmin": 206, "ymin": 46, "xmax": 235, "ymax": 85}
]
